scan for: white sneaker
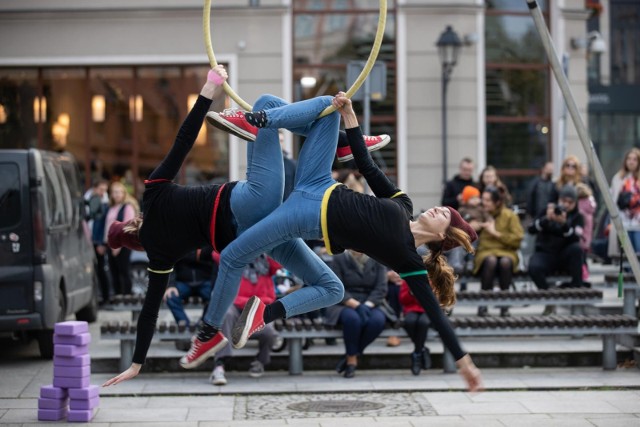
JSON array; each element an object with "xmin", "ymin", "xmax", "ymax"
[
  {"xmin": 248, "ymin": 360, "xmax": 264, "ymax": 378},
  {"xmin": 210, "ymin": 365, "xmax": 227, "ymax": 386}
]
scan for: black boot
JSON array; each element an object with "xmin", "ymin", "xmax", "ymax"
[
  {"xmin": 411, "ymin": 351, "xmax": 422, "ymax": 376},
  {"xmin": 477, "ymin": 306, "xmax": 488, "ymax": 317},
  {"xmin": 421, "ymin": 347, "xmax": 432, "ymax": 370},
  {"xmin": 335, "ymin": 356, "xmax": 347, "ymax": 374},
  {"xmin": 343, "ymin": 364, "xmax": 356, "ymax": 378}
]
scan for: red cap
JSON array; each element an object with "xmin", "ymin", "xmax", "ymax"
[
  {"xmin": 107, "ymin": 219, "xmax": 144, "ymax": 252},
  {"xmin": 443, "ymin": 206, "xmax": 477, "ymax": 252}
]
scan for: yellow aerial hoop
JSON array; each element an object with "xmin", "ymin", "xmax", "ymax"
[{"xmin": 203, "ymin": 0, "xmax": 387, "ymax": 118}]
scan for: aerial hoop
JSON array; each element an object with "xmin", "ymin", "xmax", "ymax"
[{"xmin": 203, "ymin": 0, "xmax": 388, "ymax": 117}]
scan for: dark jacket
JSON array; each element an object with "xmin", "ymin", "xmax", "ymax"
[
  {"xmin": 527, "ymin": 176, "xmax": 554, "ymax": 218},
  {"xmin": 528, "ymin": 207, "xmax": 584, "ymax": 254},
  {"xmin": 323, "ymin": 251, "xmax": 387, "ymax": 326},
  {"xmin": 171, "ymin": 247, "xmax": 216, "ymax": 286},
  {"xmin": 441, "ymin": 175, "xmax": 475, "ymax": 210}
]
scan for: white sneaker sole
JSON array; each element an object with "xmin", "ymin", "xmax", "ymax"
[
  {"xmin": 179, "ymin": 336, "xmax": 228, "ymax": 370},
  {"xmin": 232, "ymin": 296, "xmax": 260, "ymax": 349},
  {"xmin": 205, "ymin": 111, "xmax": 256, "ymax": 142},
  {"xmin": 212, "ymin": 377, "xmax": 227, "ymax": 386},
  {"xmin": 338, "ymin": 134, "xmax": 391, "ymax": 162}
]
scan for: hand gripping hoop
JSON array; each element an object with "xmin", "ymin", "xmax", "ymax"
[{"xmin": 203, "ymin": 0, "xmax": 387, "ymax": 117}]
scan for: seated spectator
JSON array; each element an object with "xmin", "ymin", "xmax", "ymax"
[
  {"xmin": 210, "ymin": 254, "xmax": 280, "ymax": 385},
  {"xmin": 474, "ymin": 186, "xmax": 524, "ymax": 317},
  {"xmin": 399, "ymin": 279, "xmax": 432, "ymax": 376},
  {"xmin": 384, "ymin": 269, "xmax": 403, "ymax": 347},
  {"xmin": 528, "ymin": 185, "xmax": 585, "ymax": 290},
  {"xmin": 479, "ymin": 165, "xmax": 512, "ymax": 207},
  {"xmin": 576, "ymin": 182, "xmax": 596, "ymax": 281},
  {"xmin": 447, "ymin": 185, "xmax": 488, "ymax": 291},
  {"xmin": 163, "ymin": 247, "xmax": 216, "ymax": 326},
  {"xmin": 325, "ymin": 249, "xmax": 388, "ymax": 378}
]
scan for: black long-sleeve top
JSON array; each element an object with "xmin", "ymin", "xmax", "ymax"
[
  {"xmin": 133, "ymin": 95, "xmax": 237, "ymax": 364},
  {"xmin": 321, "ymin": 127, "xmax": 466, "ymax": 361}
]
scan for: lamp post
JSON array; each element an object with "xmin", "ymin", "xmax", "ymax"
[{"xmin": 436, "ymin": 25, "xmax": 462, "ymax": 185}]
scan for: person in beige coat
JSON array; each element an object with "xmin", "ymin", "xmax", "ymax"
[{"xmin": 474, "ymin": 185, "xmax": 524, "ymax": 317}]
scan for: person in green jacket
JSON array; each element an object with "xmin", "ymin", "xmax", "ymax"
[{"xmin": 473, "ymin": 185, "xmax": 524, "ymax": 317}]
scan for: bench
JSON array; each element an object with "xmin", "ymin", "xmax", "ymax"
[
  {"xmin": 455, "ymin": 288, "xmax": 602, "ymax": 313},
  {"xmin": 603, "ymin": 273, "xmax": 639, "ymax": 317},
  {"xmin": 101, "ymin": 294, "xmax": 206, "ymax": 321},
  {"xmin": 273, "ymin": 315, "xmax": 638, "ymax": 374},
  {"xmin": 101, "ymin": 314, "xmax": 638, "ymax": 374}
]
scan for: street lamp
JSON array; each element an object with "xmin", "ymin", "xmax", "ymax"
[{"xmin": 436, "ymin": 25, "xmax": 462, "ymax": 185}]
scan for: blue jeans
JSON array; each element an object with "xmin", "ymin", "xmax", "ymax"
[
  {"xmin": 165, "ymin": 280, "xmax": 212, "ymax": 326},
  {"xmin": 630, "ymin": 230, "xmax": 640, "ymax": 253},
  {"xmin": 204, "ymin": 95, "xmax": 344, "ymax": 328}
]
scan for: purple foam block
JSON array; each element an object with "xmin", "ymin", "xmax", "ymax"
[
  {"xmin": 38, "ymin": 407, "xmax": 68, "ymax": 421},
  {"xmin": 38, "ymin": 397, "xmax": 68, "ymax": 410},
  {"xmin": 53, "ymin": 376, "xmax": 90, "ymax": 389},
  {"xmin": 54, "ymin": 353, "xmax": 90, "ymax": 367},
  {"xmin": 53, "ymin": 320, "xmax": 89, "ymax": 335},
  {"xmin": 40, "ymin": 384, "xmax": 67, "ymax": 399},
  {"xmin": 54, "ymin": 364, "xmax": 91, "ymax": 378},
  {"xmin": 68, "ymin": 384, "xmax": 99, "ymax": 400},
  {"xmin": 69, "ymin": 396, "xmax": 99, "ymax": 410},
  {"xmin": 54, "ymin": 344, "xmax": 89, "ymax": 357},
  {"xmin": 67, "ymin": 408, "xmax": 95, "ymax": 422},
  {"xmin": 54, "ymin": 320, "xmax": 88, "ymax": 336},
  {"xmin": 54, "ymin": 332, "xmax": 91, "ymax": 346}
]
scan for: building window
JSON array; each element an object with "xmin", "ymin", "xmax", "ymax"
[
  {"xmin": 610, "ymin": 1, "xmax": 640, "ymax": 85},
  {"xmin": 485, "ymin": 1, "xmax": 551, "ymax": 208},
  {"xmin": 0, "ymin": 64, "xmax": 231, "ymax": 194},
  {"xmin": 293, "ymin": 0, "xmax": 397, "ymax": 177}
]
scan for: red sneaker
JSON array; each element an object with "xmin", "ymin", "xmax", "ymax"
[
  {"xmin": 179, "ymin": 331, "xmax": 228, "ymax": 369},
  {"xmin": 206, "ymin": 109, "xmax": 258, "ymax": 142},
  {"xmin": 336, "ymin": 134, "xmax": 391, "ymax": 162},
  {"xmin": 231, "ymin": 296, "xmax": 265, "ymax": 349}
]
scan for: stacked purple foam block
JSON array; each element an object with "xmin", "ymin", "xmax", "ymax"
[{"xmin": 38, "ymin": 321, "xmax": 100, "ymax": 422}]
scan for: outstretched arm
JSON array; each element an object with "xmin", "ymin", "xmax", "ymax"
[
  {"xmin": 332, "ymin": 93, "xmax": 399, "ymax": 200},
  {"xmin": 147, "ymin": 65, "xmax": 228, "ymax": 181}
]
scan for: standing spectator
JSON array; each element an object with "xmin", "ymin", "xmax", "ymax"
[
  {"xmin": 105, "ymin": 181, "xmax": 139, "ymax": 296},
  {"xmin": 325, "ymin": 250, "xmax": 388, "ymax": 378},
  {"xmin": 399, "ymin": 279, "xmax": 432, "ymax": 376},
  {"xmin": 576, "ymin": 183, "xmax": 597, "ymax": 281},
  {"xmin": 210, "ymin": 254, "xmax": 280, "ymax": 385},
  {"xmin": 608, "ymin": 148, "xmax": 640, "ymax": 257},
  {"xmin": 527, "ymin": 162, "xmax": 554, "ymax": 219},
  {"xmin": 441, "ymin": 157, "xmax": 475, "ymax": 210},
  {"xmin": 87, "ymin": 180, "xmax": 111, "ymax": 305},
  {"xmin": 474, "ymin": 186, "xmax": 523, "ymax": 316},
  {"xmin": 163, "ymin": 247, "xmax": 216, "ymax": 326},
  {"xmin": 478, "ymin": 165, "xmax": 512, "ymax": 207},
  {"xmin": 528, "ymin": 185, "xmax": 585, "ymax": 289},
  {"xmin": 549, "ymin": 155, "xmax": 584, "ymax": 204}
]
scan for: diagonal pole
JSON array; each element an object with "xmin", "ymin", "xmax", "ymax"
[{"xmin": 525, "ymin": 0, "xmax": 640, "ymax": 291}]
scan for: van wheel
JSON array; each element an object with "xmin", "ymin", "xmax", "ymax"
[
  {"xmin": 76, "ymin": 275, "xmax": 99, "ymax": 323},
  {"xmin": 37, "ymin": 289, "xmax": 66, "ymax": 359}
]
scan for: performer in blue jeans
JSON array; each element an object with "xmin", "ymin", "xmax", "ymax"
[
  {"xmin": 103, "ymin": 67, "xmax": 386, "ymax": 386},
  {"xmin": 186, "ymin": 92, "xmax": 484, "ymax": 391}
]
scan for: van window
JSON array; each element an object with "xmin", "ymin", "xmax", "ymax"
[
  {"xmin": 0, "ymin": 163, "xmax": 21, "ymax": 229},
  {"xmin": 43, "ymin": 161, "xmax": 70, "ymax": 227}
]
